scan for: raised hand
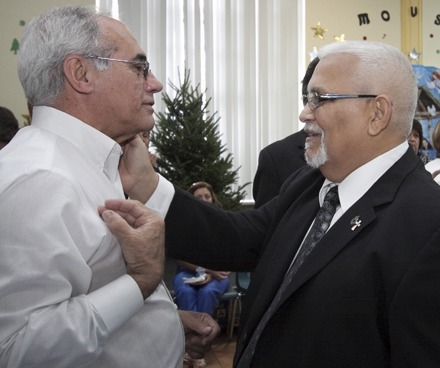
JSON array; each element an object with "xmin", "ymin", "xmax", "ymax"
[{"xmin": 119, "ymin": 135, "xmax": 159, "ymax": 203}]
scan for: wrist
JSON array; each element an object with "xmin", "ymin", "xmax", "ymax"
[
  {"xmin": 129, "ymin": 269, "xmax": 163, "ymax": 300},
  {"xmin": 128, "ymin": 172, "xmax": 159, "ymax": 203}
]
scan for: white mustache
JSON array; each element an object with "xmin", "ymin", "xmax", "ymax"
[{"xmin": 304, "ymin": 122, "xmax": 323, "ymax": 135}]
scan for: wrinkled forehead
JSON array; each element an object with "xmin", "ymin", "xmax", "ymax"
[
  {"xmin": 308, "ymin": 53, "xmax": 361, "ymax": 92},
  {"xmin": 97, "ymin": 16, "xmax": 144, "ymax": 56}
]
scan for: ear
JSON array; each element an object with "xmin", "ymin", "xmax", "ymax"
[
  {"xmin": 367, "ymin": 95, "xmax": 392, "ymax": 136},
  {"xmin": 63, "ymin": 55, "xmax": 95, "ymax": 94}
]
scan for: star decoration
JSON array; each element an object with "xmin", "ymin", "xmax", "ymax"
[
  {"xmin": 408, "ymin": 48, "xmax": 421, "ymax": 62},
  {"xmin": 311, "ymin": 22, "xmax": 328, "ymax": 39},
  {"xmin": 308, "ymin": 47, "xmax": 318, "ymax": 61},
  {"xmin": 333, "ymin": 34, "xmax": 345, "ymax": 42}
]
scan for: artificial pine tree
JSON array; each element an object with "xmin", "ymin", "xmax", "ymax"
[{"xmin": 151, "ymin": 70, "xmax": 248, "ymax": 211}]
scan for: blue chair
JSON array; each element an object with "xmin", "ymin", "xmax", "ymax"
[
  {"xmin": 218, "ymin": 283, "xmax": 240, "ymax": 340},
  {"xmin": 218, "ymin": 272, "xmax": 251, "ymax": 340},
  {"xmin": 235, "ymin": 272, "xmax": 251, "ymax": 294}
]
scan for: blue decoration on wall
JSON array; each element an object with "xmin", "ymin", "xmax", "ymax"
[{"xmin": 412, "ymin": 64, "xmax": 440, "ymax": 160}]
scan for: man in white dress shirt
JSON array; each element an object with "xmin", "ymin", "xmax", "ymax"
[{"xmin": 0, "ymin": 6, "xmax": 219, "ymax": 368}]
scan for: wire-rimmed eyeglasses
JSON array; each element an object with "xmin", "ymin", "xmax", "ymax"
[
  {"xmin": 86, "ymin": 55, "xmax": 150, "ymax": 80},
  {"xmin": 303, "ymin": 92, "xmax": 377, "ymax": 110}
]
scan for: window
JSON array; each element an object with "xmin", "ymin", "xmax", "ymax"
[{"xmin": 98, "ymin": 0, "xmax": 305, "ymax": 200}]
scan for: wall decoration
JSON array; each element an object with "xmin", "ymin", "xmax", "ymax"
[
  {"xmin": 311, "ymin": 22, "xmax": 328, "ymax": 39},
  {"xmin": 10, "ymin": 20, "xmax": 25, "ymax": 55},
  {"xmin": 409, "ymin": 48, "xmax": 422, "ymax": 62},
  {"xmin": 10, "ymin": 39, "xmax": 19, "ymax": 55},
  {"xmin": 306, "ymin": 0, "xmax": 440, "ymax": 67},
  {"xmin": 413, "ymin": 64, "xmax": 440, "ymax": 160}
]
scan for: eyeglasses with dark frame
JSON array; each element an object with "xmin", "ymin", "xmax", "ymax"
[
  {"xmin": 86, "ymin": 55, "xmax": 150, "ymax": 80},
  {"xmin": 303, "ymin": 92, "xmax": 378, "ymax": 111}
]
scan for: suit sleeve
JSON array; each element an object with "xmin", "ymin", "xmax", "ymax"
[{"xmin": 165, "ymin": 187, "xmax": 276, "ymax": 271}]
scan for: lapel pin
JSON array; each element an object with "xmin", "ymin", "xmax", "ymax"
[{"xmin": 350, "ymin": 216, "xmax": 362, "ymax": 231}]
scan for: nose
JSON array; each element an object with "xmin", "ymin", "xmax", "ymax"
[
  {"xmin": 144, "ymin": 71, "xmax": 163, "ymax": 93},
  {"xmin": 299, "ymin": 103, "xmax": 313, "ymax": 123}
]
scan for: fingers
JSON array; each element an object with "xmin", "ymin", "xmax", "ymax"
[
  {"xmin": 100, "ymin": 198, "xmax": 144, "ymax": 215},
  {"xmin": 179, "ymin": 311, "xmax": 221, "ymax": 359},
  {"xmin": 180, "ymin": 310, "xmax": 220, "ymax": 340},
  {"xmin": 101, "ymin": 210, "xmax": 132, "ymax": 239},
  {"xmin": 99, "ymin": 199, "xmax": 165, "ymax": 299},
  {"xmin": 99, "ymin": 199, "xmax": 149, "ymax": 227}
]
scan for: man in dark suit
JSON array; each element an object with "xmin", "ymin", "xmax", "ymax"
[
  {"xmin": 252, "ymin": 129, "xmax": 307, "ymax": 208},
  {"xmin": 252, "ymin": 58, "xmax": 319, "ymax": 208},
  {"xmin": 103, "ymin": 41, "xmax": 440, "ymax": 367}
]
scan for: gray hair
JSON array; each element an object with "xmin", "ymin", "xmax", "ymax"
[
  {"xmin": 17, "ymin": 6, "xmax": 114, "ymax": 106},
  {"xmin": 318, "ymin": 41, "xmax": 418, "ymax": 139}
]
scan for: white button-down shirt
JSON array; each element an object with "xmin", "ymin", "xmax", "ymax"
[
  {"xmin": 324, "ymin": 141, "xmax": 408, "ymax": 227},
  {"xmin": 289, "ymin": 142, "xmax": 408, "ymax": 267},
  {"xmin": 0, "ymin": 106, "xmax": 183, "ymax": 368}
]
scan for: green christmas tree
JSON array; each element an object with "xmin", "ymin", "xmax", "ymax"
[{"xmin": 151, "ymin": 70, "xmax": 248, "ymax": 211}]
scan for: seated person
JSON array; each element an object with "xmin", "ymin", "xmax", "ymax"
[
  {"xmin": 173, "ymin": 182, "xmax": 230, "ymax": 368},
  {"xmin": 173, "ymin": 181, "xmax": 231, "ymax": 317}
]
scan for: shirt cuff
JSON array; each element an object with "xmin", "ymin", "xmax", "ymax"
[
  {"xmin": 146, "ymin": 174, "xmax": 175, "ymax": 218},
  {"xmin": 88, "ymin": 274, "xmax": 144, "ymax": 335}
]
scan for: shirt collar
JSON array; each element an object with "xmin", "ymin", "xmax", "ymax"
[
  {"xmin": 31, "ymin": 106, "xmax": 122, "ymax": 182},
  {"xmin": 320, "ymin": 141, "xmax": 408, "ymax": 212}
]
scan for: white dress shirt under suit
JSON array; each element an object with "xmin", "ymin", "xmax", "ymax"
[{"xmin": 0, "ymin": 106, "xmax": 184, "ymax": 368}]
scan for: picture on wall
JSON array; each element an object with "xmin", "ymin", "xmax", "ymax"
[{"xmin": 413, "ymin": 64, "xmax": 440, "ymax": 161}]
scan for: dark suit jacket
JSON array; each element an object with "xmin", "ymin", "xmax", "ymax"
[
  {"xmin": 252, "ymin": 129, "xmax": 307, "ymax": 208},
  {"xmin": 166, "ymin": 147, "xmax": 440, "ymax": 367}
]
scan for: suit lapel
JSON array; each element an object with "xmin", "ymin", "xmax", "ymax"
[{"xmin": 276, "ymin": 147, "xmax": 421, "ymax": 310}]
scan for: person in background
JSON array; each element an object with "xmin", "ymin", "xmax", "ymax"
[
  {"xmin": 174, "ymin": 181, "xmax": 231, "ymax": 368},
  {"xmin": 407, "ymin": 118, "xmax": 429, "ymax": 163},
  {"xmin": 188, "ymin": 181, "xmax": 221, "ymax": 205},
  {"xmin": 425, "ymin": 121, "xmax": 440, "ymax": 183},
  {"xmin": 252, "ymin": 130, "xmax": 307, "ymax": 208},
  {"xmin": 407, "ymin": 119, "xmax": 422, "ymax": 155},
  {"xmin": 252, "ymin": 57, "xmax": 319, "ymax": 208},
  {"xmin": 0, "ymin": 106, "xmax": 19, "ymax": 150},
  {"xmin": 102, "ymin": 40, "xmax": 440, "ymax": 367},
  {"xmin": 0, "ymin": 6, "xmax": 219, "ymax": 367}
]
